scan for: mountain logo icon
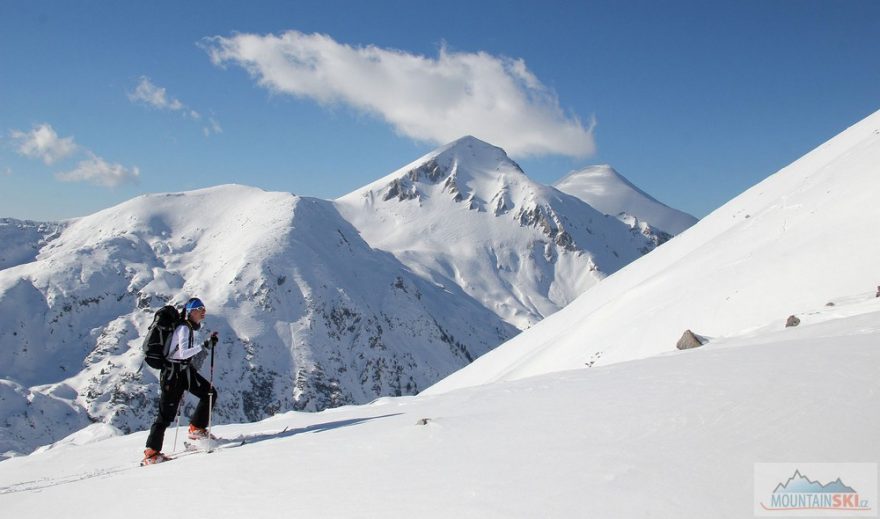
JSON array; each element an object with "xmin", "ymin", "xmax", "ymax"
[{"xmin": 773, "ymin": 470, "xmax": 857, "ymax": 494}]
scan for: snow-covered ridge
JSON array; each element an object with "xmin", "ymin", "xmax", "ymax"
[
  {"xmin": 553, "ymin": 165, "xmax": 698, "ymax": 236},
  {"xmin": 427, "ymin": 108, "xmax": 880, "ymax": 393}
]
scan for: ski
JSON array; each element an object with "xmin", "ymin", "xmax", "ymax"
[{"xmin": 182, "ymin": 437, "xmax": 246, "ymax": 454}]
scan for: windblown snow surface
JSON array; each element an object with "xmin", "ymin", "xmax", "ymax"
[{"xmin": 1, "ymin": 110, "xmax": 879, "ymax": 518}]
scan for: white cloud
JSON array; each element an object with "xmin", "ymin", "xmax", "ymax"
[
  {"xmin": 10, "ymin": 124, "xmax": 78, "ymax": 165},
  {"xmin": 202, "ymin": 31, "xmax": 595, "ymax": 158},
  {"xmin": 129, "ymin": 76, "xmax": 187, "ymax": 112},
  {"xmin": 55, "ymin": 153, "xmax": 140, "ymax": 187}
]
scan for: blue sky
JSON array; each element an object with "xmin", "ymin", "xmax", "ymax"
[{"xmin": 1, "ymin": 0, "xmax": 878, "ymax": 221}]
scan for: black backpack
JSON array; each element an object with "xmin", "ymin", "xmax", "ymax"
[{"xmin": 142, "ymin": 305, "xmax": 182, "ymax": 369}]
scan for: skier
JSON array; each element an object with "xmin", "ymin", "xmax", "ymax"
[{"xmin": 142, "ymin": 297, "xmax": 219, "ymax": 465}]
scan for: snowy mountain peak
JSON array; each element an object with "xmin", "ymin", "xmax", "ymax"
[
  {"xmin": 435, "ymin": 134, "xmax": 509, "ymax": 159},
  {"xmin": 337, "ymin": 137, "xmax": 661, "ymax": 329},
  {"xmin": 554, "ymin": 165, "xmax": 698, "ymax": 236},
  {"xmin": 558, "ymin": 165, "xmax": 644, "ymax": 198},
  {"xmin": 340, "ymin": 135, "xmax": 528, "ymax": 208},
  {"xmin": 429, "ymin": 135, "xmax": 520, "ymax": 177}
]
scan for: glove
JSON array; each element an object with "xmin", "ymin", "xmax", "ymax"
[{"xmin": 203, "ymin": 331, "xmax": 219, "ymax": 350}]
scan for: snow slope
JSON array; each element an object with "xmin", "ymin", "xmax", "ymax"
[
  {"xmin": 1, "ymin": 302, "xmax": 877, "ymax": 518},
  {"xmin": 427, "ymin": 108, "xmax": 880, "ymax": 394},
  {"xmin": 553, "ymin": 165, "xmax": 698, "ymax": 235},
  {"xmin": 337, "ymin": 136, "xmax": 660, "ymax": 329},
  {"xmin": 0, "ymin": 185, "xmax": 516, "ymax": 458}
]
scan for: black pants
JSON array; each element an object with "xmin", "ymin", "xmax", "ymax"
[{"xmin": 145, "ymin": 363, "xmax": 218, "ymax": 452}]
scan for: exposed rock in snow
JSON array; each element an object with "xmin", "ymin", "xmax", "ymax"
[{"xmin": 676, "ymin": 329, "xmax": 706, "ymax": 350}]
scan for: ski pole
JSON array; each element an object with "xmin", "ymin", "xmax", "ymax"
[{"xmin": 207, "ymin": 335, "xmax": 216, "ymax": 438}]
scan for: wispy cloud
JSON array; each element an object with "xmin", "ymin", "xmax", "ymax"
[
  {"xmin": 129, "ymin": 76, "xmax": 221, "ymax": 135},
  {"xmin": 55, "ymin": 152, "xmax": 140, "ymax": 187},
  {"xmin": 10, "ymin": 124, "xmax": 78, "ymax": 165},
  {"xmin": 2, "ymin": 167, "xmax": 12, "ymax": 177},
  {"xmin": 201, "ymin": 31, "xmax": 595, "ymax": 158},
  {"xmin": 129, "ymin": 76, "xmax": 192, "ymax": 114}
]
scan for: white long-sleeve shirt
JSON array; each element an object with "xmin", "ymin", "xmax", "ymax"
[{"xmin": 166, "ymin": 323, "xmax": 203, "ymax": 362}]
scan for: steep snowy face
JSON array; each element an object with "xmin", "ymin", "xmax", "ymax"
[
  {"xmin": 553, "ymin": 165, "xmax": 698, "ymax": 236},
  {"xmin": 337, "ymin": 136, "xmax": 658, "ymax": 329},
  {"xmin": 0, "ymin": 184, "xmax": 516, "ymax": 457},
  {"xmin": 427, "ymin": 109, "xmax": 880, "ymax": 393}
]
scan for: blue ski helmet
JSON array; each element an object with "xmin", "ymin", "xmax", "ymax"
[{"xmin": 184, "ymin": 297, "xmax": 205, "ymax": 316}]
